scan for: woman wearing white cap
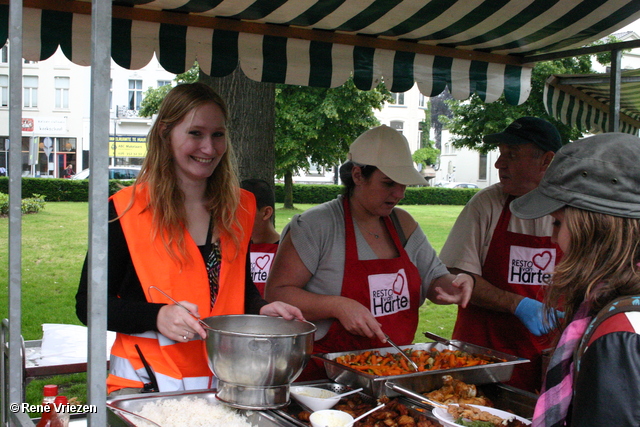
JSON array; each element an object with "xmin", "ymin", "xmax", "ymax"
[
  {"xmin": 510, "ymin": 133, "xmax": 640, "ymax": 426},
  {"xmin": 266, "ymin": 125, "xmax": 473, "ymax": 380}
]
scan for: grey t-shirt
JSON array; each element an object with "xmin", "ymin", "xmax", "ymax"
[{"xmin": 284, "ymin": 196, "xmax": 449, "ymax": 339}]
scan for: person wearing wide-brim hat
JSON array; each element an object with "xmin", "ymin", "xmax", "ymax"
[
  {"xmin": 510, "ymin": 133, "xmax": 640, "ymax": 427},
  {"xmin": 439, "ymin": 117, "xmax": 564, "ymax": 393},
  {"xmin": 266, "ymin": 125, "xmax": 474, "ymax": 381}
]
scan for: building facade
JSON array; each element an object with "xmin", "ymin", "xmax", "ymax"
[{"xmin": 0, "ymin": 45, "xmax": 175, "ymax": 178}]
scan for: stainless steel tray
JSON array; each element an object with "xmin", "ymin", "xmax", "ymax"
[
  {"xmin": 106, "ymin": 389, "xmax": 296, "ymax": 426},
  {"xmin": 314, "ymin": 341, "xmax": 528, "ymax": 397},
  {"xmin": 386, "ymin": 380, "xmax": 537, "ymax": 420},
  {"xmin": 272, "ymin": 381, "xmax": 441, "ymax": 427}
]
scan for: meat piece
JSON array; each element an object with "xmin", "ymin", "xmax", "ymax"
[{"xmin": 397, "ymin": 414, "xmax": 416, "ymax": 426}]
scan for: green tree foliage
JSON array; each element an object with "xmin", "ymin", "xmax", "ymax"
[
  {"xmin": 442, "ymin": 50, "xmax": 614, "ymax": 153},
  {"xmin": 275, "ymin": 78, "xmax": 391, "ymax": 206},
  {"xmin": 412, "ymin": 146, "xmax": 440, "ymax": 169},
  {"xmin": 138, "ymin": 63, "xmax": 200, "ymax": 118}
]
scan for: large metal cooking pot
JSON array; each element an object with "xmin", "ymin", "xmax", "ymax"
[{"xmin": 203, "ymin": 314, "xmax": 316, "ymax": 410}]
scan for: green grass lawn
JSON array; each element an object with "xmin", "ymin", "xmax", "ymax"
[{"xmin": 1, "ymin": 200, "xmax": 462, "ymax": 410}]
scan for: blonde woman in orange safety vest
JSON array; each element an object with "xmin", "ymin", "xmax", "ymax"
[{"xmin": 75, "ymin": 83, "xmax": 303, "ymax": 395}]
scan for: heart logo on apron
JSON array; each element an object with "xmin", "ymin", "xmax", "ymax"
[
  {"xmin": 256, "ymin": 254, "xmax": 271, "ymax": 270},
  {"xmin": 532, "ymin": 251, "xmax": 552, "ymax": 271},
  {"xmin": 392, "ymin": 273, "xmax": 405, "ymax": 295}
]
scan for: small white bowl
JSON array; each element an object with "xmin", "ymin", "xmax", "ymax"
[
  {"xmin": 290, "ymin": 386, "xmax": 340, "ymax": 412},
  {"xmin": 309, "ymin": 409, "xmax": 354, "ymax": 427}
]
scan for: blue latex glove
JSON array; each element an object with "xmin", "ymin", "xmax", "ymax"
[{"xmin": 514, "ymin": 297, "xmax": 564, "ymax": 336}]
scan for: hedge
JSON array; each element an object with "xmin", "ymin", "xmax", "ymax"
[
  {"xmin": 0, "ymin": 177, "xmax": 133, "ymax": 202},
  {"xmin": 0, "ymin": 177, "xmax": 479, "ymax": 206}
]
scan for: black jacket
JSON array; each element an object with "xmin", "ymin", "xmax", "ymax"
[{"xmin": 571, "ymin": 330, "xmax": 640, "ymax": 425}]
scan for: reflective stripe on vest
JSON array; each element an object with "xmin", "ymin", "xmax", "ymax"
[{"xmin": 107, "ymin": 185, "xmax": 256, "ymax": 393}]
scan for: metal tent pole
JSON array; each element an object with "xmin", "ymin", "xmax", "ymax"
[
  {"xmin": 609, "ymin": 49, "xmax": 622, "ymax": 133},
  {"xmin": 4, "ymin": 0, "xmax": 31, "ymax": 423},
  {"xmin": 86, "ymin": 0, "xmax": 111, "ymax": 425}
]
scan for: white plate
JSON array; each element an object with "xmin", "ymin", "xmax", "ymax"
[{"xmin": 432, "ymin": 403, "xmax": 531, "ymax": 427}]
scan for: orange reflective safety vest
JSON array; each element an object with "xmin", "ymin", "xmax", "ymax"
[{"xmin": 107, "ymin": 184, "xmax": 256, "ymax": 393}]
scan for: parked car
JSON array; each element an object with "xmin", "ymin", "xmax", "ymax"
[
  {"xmin": 71, "ymin": 166, "xmax": 141, "ymax": 180},
  {"xmin": 442, "ymin": 182, "xmax": 479, "ymax": 189}
]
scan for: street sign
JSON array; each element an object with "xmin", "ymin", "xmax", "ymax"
[{"xmin": 43, "ymin": 137, "xmax": 53, "ymax": 157}]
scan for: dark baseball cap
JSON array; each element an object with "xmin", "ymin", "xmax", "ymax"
[
  {"xmin": 511, "ymin": 133, "xmax": 640, "ymax": 219},
  {"xmin": 483, "ymin": 117, "xmax": 562, "ymax": 153}
]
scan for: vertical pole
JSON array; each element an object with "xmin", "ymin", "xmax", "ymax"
[
  {"xmin": 4, "ymin": 0, "xmax": 33, "ymax": 425},
  {"xmin": 5, "ymin": 0, "xmax": 28, "ymax": 423},
  {"xmin": 609, "ymin": 49, "xmax": 621, "ymax": 133},
  {"xmin": 87, "ymin": 0, "xmax": 111, "ymax": 425}
]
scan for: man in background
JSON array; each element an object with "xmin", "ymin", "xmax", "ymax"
[
  {"xmin": 241, "ymin": 179, "xmax": 280, "ymax": 297},
  {"xmin": 439, "ymin": 117, "xmax": 564, "ymax": 393}
]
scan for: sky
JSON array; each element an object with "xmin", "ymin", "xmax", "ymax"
[{"xmin": 619, "ymin": 18, "xmax": 640, "ymax": 35}]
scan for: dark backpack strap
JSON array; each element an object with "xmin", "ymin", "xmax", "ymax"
[
  {"xmin": 389, "ymin": 209, "xmax": 407, "ymax": 247},
  {"xmin": 574, "ymin": 295, "xmax": 640, "ymax": 380}
]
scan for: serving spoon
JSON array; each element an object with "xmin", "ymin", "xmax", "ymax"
[
  {"xmin": 332, "ymin": 387, "xmax": 364, "ymax": 400},
  {"xmin": 149, "ymin": 285, "xmax": 215, "ymax": 332},
  {"xmin": 346, "ymin": 403, "xmax": 386, "ymax": 427}
]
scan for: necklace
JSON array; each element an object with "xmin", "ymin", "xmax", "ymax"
[{"xmin": 355, "ymin": 219, "xmax": 381, "ymax": 239}]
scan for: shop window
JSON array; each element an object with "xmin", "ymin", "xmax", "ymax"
[{"xmin": 57, "ymin": 138, "xmax": 77, "ymax": 153}]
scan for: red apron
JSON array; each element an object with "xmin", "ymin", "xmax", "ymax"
[
  {"xmin": 249, "ymin": 242, "xmax": 279, "ymax": 297},
  {"xmin": 298, "ymin": 197, "xmax": 422, "ymax": 381},
  {"xmin": 452, "ymin": 196, "xmax": 562, "ymax": 393}
]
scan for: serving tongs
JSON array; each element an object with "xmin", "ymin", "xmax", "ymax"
[
  {"xmin": 148, "ymin": 285, "xmax": 215, "ymax": 333},
  {"xmin": 423, "ymin": 331, "xmax": 508, "ymax": 363},
  {"xmin": 383, "ymin": 333, "xmax": 419, "ymax": 372},
  {"xmin": 423, "ymin": 331, "xmax": 464, "ymax": 351},
  {"xmin": 384, "ymin": 381, "xmax": 448, "ymax": 410}
]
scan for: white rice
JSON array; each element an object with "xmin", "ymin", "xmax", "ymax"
[{"xmin": 134, "ymin": 396, "xmax": 253, "ymax": 427}]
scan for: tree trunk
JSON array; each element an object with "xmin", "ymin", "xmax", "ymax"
[
  {"xmin": 284, "ymin": 171, "xmax": 294, "ymax": 209},
  {"xmin": 199, "ymin": 69, "xmax": 276, "ymax": 186}
]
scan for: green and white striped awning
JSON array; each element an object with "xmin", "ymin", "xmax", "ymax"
[
  {"xmin": 2, "ymin": 0, "xmax": 640, "ymax": 105},
  {"xmin": 545, "ymin": 69, "xmax": 640, "ymax": 135}
]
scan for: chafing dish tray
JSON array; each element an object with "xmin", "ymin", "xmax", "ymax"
[
  {"xmin": 272, "ymin": 381, "xmax": 441, "ymax": 427},
  {"xmin": 314, "ymin": 341, "xmax": 528, "ymax": 397},
  {"xmin": 386, "ymin": 380, "xmax": 537, "ymax": 420},
  {"xmin": 106, "ymin": 389, "xmax": 296, "ymax": 426}
]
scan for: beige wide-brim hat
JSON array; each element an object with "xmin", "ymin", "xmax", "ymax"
[{"xmin": 348, "ymin": 125, "xmax": 426, "ymax": 186}]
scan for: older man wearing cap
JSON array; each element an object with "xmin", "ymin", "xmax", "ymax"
[
  {"xmin": 266, "ymin": 125, "xmax": 474, "ymax": 381},
  {"xmin": 439, "ymin": 117, "xmax": 564, "ymax": 393}
]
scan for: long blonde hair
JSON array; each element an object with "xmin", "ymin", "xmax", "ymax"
[
  {"xmin": 131, "ymin": 82, "xmax": 242, "ymax": 262},
  {"xmin": 545, "ymin": 207, "xmax": 640, "ymax": 330}
]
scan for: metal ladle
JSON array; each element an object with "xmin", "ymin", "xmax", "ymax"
[
  {"xmin": 383, "ymin": 333, "xmax": 419, "ymax": 372},
  {"xmin": 148, "ymin": 285, "xmax": 215, "ymax": 332}
]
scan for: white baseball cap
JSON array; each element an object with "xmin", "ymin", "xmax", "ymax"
[{"xmin": 348, "ymin": 125, "xmax": 426, "ymax": 186}]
